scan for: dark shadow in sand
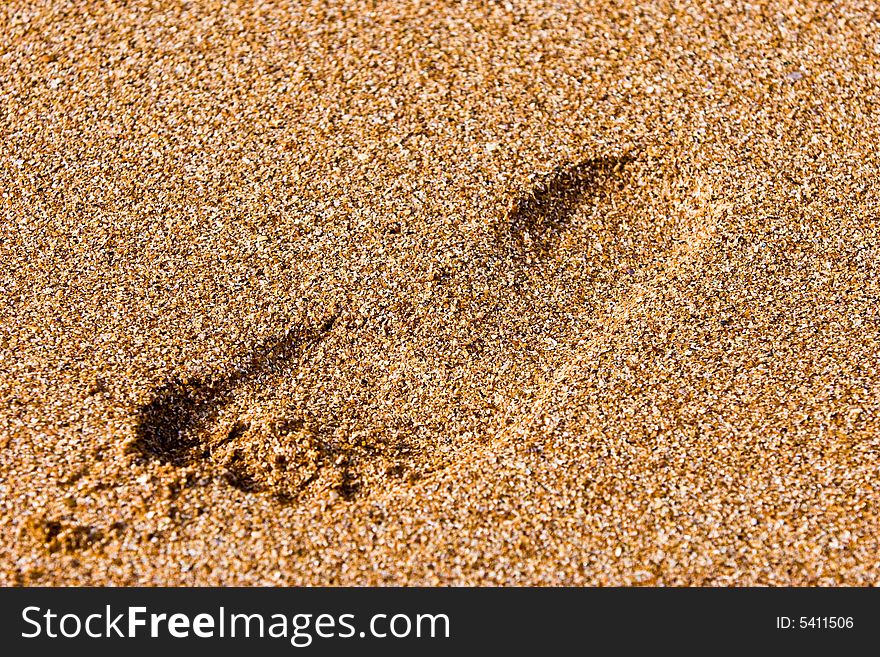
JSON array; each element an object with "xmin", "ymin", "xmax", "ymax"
[
  {"xmin": 132, "ymin": 315, "xmax": 336, "ymax": 465},
  {"xmin": 504, "ymin": 155, "xmax": 633, "ymax": 257}
]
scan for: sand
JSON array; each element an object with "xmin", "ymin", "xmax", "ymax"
[{"xmin": 1, "ymin": 0, "xmax": 878, "ymax": 585}]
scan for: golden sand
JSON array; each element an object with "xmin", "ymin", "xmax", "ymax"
[{"xmin": 1, "ymin": 0, "xmax": 878, "ymax": 585}]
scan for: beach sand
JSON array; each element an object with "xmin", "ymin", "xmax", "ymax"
[{"xmin": 1, "ymin": 0, "xmax": 878, "ymax": 585}]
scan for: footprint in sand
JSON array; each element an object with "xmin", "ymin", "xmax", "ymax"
[{"xmin": 131, "ymin": 151, "xmax": 706, "ymax": 504}]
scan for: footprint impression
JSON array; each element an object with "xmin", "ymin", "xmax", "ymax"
[{"xmin": 132, "ymin": 152, "xmax": 702, "ymax": 504}]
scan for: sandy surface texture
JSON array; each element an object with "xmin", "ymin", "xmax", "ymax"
[{"xmin": 1, "ymin": 0, "xmax": 878, "ymax": 585}]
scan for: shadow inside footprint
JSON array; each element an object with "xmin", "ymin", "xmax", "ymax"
[
  {"xmin": 133, "ymin": 315, "xmax": 336, "ymax": 466},
  {"xmin": 133, "ymin": 377, "xmax": 219, "ymax": 465},
  {"xmin": 503, "ymin": 155, "xmax": 633, "ymax": 257}
]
